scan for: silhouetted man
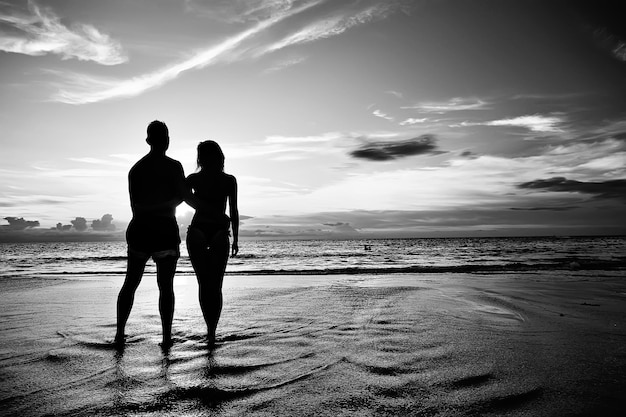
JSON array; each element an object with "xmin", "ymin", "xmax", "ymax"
[{"xmin": 115, "ymin": 120, "xmax": 197, "ymax": 349}]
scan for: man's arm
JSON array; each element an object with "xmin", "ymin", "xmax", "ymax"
[{"xmin": 174, "ymin": 166, "xmax": 222, "ymax": 216}]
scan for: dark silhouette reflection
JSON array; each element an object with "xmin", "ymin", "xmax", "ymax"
[
  {"xmin": 186, "ymin": 140, "xmax": 239, "ymax": 347},
  {"xmin": 115, "ymin": 120, "xmax": 206, "ymax": 349}
]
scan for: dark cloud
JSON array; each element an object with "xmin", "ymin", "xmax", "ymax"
[
  {"xmin": 350, "ymin": 134, "xmax": 443, "ymax": 161},
  {"xmin": 613, "ymin": 132, "xmax": 626, "ymax": 141},
  {"xmin": 2, "ymin": 217, "xmax": 40, "ymax": 230},
  {"xmin": 323, "ymin": 222, "xmax": 360, "ymax": 234},
  {"xmin": 517, "ymin": 177, "xmax": 626, "ymax": 200},
  {"xmin": 460, "ymin": 150, "xmax": 480, "ymax": 159},
  {"xmin": 240, "ymin": 206, "xmax": 626, "ymax": 238},
  {"xmin": 509, "ymin": 206, "xmax": 580, "ymax": 211},
  {"xmin": 92, "ymin": 214, "xmax": 116, "ymax": 231},
  {"xmin": 565, "ymin": 0, "xmax": 626, "ymax": 62},
  {"xmin": 71, "ymin": 217, "xmax": 88, "ymax": 231},
  {"xmin": 56, "ymin": 223, "xmax": 72, "ymax": 231}
]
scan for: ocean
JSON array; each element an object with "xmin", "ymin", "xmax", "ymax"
[
  {"xmin": 2, "ymin": 236, "xmax": 626, "ymax": 416},
  {"xmin": 1, "ymin": 236, "xmax": 625, "ymax": 278}
]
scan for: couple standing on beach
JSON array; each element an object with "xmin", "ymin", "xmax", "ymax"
[{"xmin": 114, "ymin": 120, "xmax": 239, "ymax": 349}]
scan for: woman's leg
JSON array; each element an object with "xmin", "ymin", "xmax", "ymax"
[
  {"xmin": 187, "ymin": 228, "xmax": 212, "ymax": 333},
  {"xmin": 204, "ymin": 229, "xmax": 229, "ymax": 341},
  {"xmin": 187, "ymin": 227, "xmax": 229, "ymax": 342}
]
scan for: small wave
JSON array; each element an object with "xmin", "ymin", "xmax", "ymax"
[
  {"xmin": 19, "ymin": 258, "xmax": 626, "ymax": 278},
  {"xmin": 225, "ymin": 260, "xmax": 626, "ymax": 275}
]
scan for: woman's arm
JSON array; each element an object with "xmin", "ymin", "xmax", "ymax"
[{"xmin": 229, "ymin": 176, "xmax": 239, "ymax": 257}]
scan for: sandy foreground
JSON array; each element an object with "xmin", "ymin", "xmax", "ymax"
[{"xmin": 0, "ymin": 271, "xmax": 625, "ymax": 416}]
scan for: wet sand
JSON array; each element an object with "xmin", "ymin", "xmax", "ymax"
[{"xmin": 1, "ymin": 271, "xmax": 625, "ymax": 416}]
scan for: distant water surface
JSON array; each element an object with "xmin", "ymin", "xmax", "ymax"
[{"xmin": 1, "ymin": 236, "xmax": 624, "ymax": 277}]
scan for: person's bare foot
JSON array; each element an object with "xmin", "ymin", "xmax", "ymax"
[
  {"xmin": 160, "ymin": 337, "xmax": 173, "ymax": 351},
  {"xmin": 113, "ymin": 334, "xmax": 125, "ymax": 350},
  {"xmin": 206, "ymin": 330, "xmax": 216, "ymax": 349}
]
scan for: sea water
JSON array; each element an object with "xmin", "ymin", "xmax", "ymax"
[
  {"xmin": 1, "ymin": 237, "xmax": 626, "ymax": 416},
  {"xmin": 1, "ymin": 236, "xmax": 624, "ymax": 277}
]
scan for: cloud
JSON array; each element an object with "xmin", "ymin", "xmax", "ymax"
[
  {"xmin": 67, "ymin": 157, "xmax": 114, "ymax": 164},
  {"xmin": 460, "ymin": 150, "xmax": 477, "ymax": 158},
  {"xmin": 55, "ymin": 222, "xmax": 72, "ymax": 231},
  {"xmin": 372, "ymin": 109, "xmax": 394, "ymax": 121},
  {"xmin": 91, "ymin": 214, "xmax": 116, "ymax": 231},
  {"xmin": 262, "ymin": 55, "xmax": 307, "ymax": 74},
  {"xmin": 264, "ymin": 132, "xmax": 342, "ymax": 144},
  {"xmin": 261, "ymin": 1, "xmax": 408, "ymax": 53},
  {"xmin": 184, "ymin": 0, "xmax": 301, "ymax": 24},
  {"xmin": 241, "ymin": 206, "xmax": 626, "ymax": 238},
  {"xmin": 399, "ymin": 117, "xmax": 427, "ymax": 126},
  {"xmin": 52, "ymin": 0, "xmax": 322, "ymax": 104},
  {"xmin": 322, "ymin": 221, "xmax": 360, "ymax": 234},
  {"xmin": 566, "ymin": 0, "xmax": 626, "ymax": 62},
  {"xmin": 386, "ymin": 90, "xmax": 403, "ymax": 99},
  {"xmin": 2, "ymin": 216, "xmax": 40, "ymax": 230},
  {"xmin": 49, "ymin": 0, "xmax": 410, "ymax": 104},
  {"xmin": 517, "ymin": 177, "xmax": 626, "ymax": 201},
  {"xmin": 0, "ymin": 193, "xmax": 74, "ymax": 207},
  {"xmin": 71, "ymin": 217, "xmax": 87, "ymax": 231},
  {"xmin": 509, "ymin": 206, "xmax": 579, "ymax": 211},
  {"xmin": 350, "ymin": 134, "xmax": 443, "ymax": 161},
  {"xmin": 485, "ymin": 115, "xmax": 563, "ymax": 133},
  {"xmin": 403, "ymin": 97, "xmax": 489, "ymax": 113},
  {"xmin": 454, "ymin": 114, "xmax": 564, "ymax": 133},
  {"xmin": 242, "ymin": 129, "xmax": 626, "ymax": 217},
  {"xmin": 0, "ymin": 0, "xmax": 126, "ymax": 65}
]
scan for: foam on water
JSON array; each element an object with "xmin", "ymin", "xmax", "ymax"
[{"xmin": 1, "ymin": 236, "xmax": 625, "ymax": 277}]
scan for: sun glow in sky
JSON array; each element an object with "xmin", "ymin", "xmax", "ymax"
[{"xmin": 1, "ymin": 0, "xmax": 625, "ymax": 240}]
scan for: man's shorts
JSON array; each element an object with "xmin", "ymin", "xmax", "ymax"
[{"xmin": 126, "ymin": 216, "xmax": 181, "ymax": 260}]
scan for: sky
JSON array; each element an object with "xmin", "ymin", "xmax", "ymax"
[{"xmin": 1, "ymin": 0, "xmax": 625, "ymax": 240}]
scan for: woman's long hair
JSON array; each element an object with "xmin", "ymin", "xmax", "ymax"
[{"xmin": 197, "ymin": 140, "xmax": 224, "ymax": 173}]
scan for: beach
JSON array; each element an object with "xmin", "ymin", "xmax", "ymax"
[{"xmin": 1, "ymin": 271, "xmax": 625, "ymax": 416}]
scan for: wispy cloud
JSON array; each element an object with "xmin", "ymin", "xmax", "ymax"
[
  {"xmin": 265, "ymin": 132, "xmax": 342, "ymax": 144},
  {"xmin": 372, "ymin": 109, "xmax": 394, "ymax": 121},
  {"xmin": 459, "ymin": 114, "xmax": 564, "ymax": 133},
  {"xmin": 0, "ymin": 0, "xmax": 126, "ymax": 65},
  {"xmin": 262, "ymin": 55, "xmax": 307, "ymax": 74},
  {"xmin": 261, "ymin": 2, "xmax": 403, "ymax": 53},
  {"xmin": 68, "ymin": 157, "xmax": 115, "ymax": 164},
  {"xmin": 52, "ymin": 0, "xmax": 323, "ymax": 104},
  {"xmin": 48, "ymin": 0, "xmax": 409, "ymax": 104},
  {"xmin": 386, "ymin": 90, "xmax": 404, "ymax": 99},
  {"xmin": 403, "ymin": 97, "xmax": 489, "ymax": 113},
  {"xmin": 223, "ymin": 132, "xmax": 343, "ymax": 161},
  {"xmin": 184, "ymin": 0, "xmax": 302, "ymax": 24},
  {"xmin": 399, "ymin": 117, "xmax": 428, "ymax": 126}
]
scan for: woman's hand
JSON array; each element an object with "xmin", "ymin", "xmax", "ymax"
[{"xmin": 231, "ymin": 242, "xmax": 239, "ymax": 257}]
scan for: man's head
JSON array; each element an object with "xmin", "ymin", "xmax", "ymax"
[{"xmin": 146, "ymin": 120, "xmax": 169, "ymax": 153}]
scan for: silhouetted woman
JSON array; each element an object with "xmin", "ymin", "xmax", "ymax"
[{"xmin": 186, "ymin": 140, "xmax": 239, "ymax": 345}]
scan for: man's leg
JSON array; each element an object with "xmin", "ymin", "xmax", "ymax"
[
  {"xmin": 115, "ymin": 252, "xmax": 147, "ymax": 345},
  {"xmin": 155, "ymin": 254, "xmax": 178, "ymax": 348}
]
